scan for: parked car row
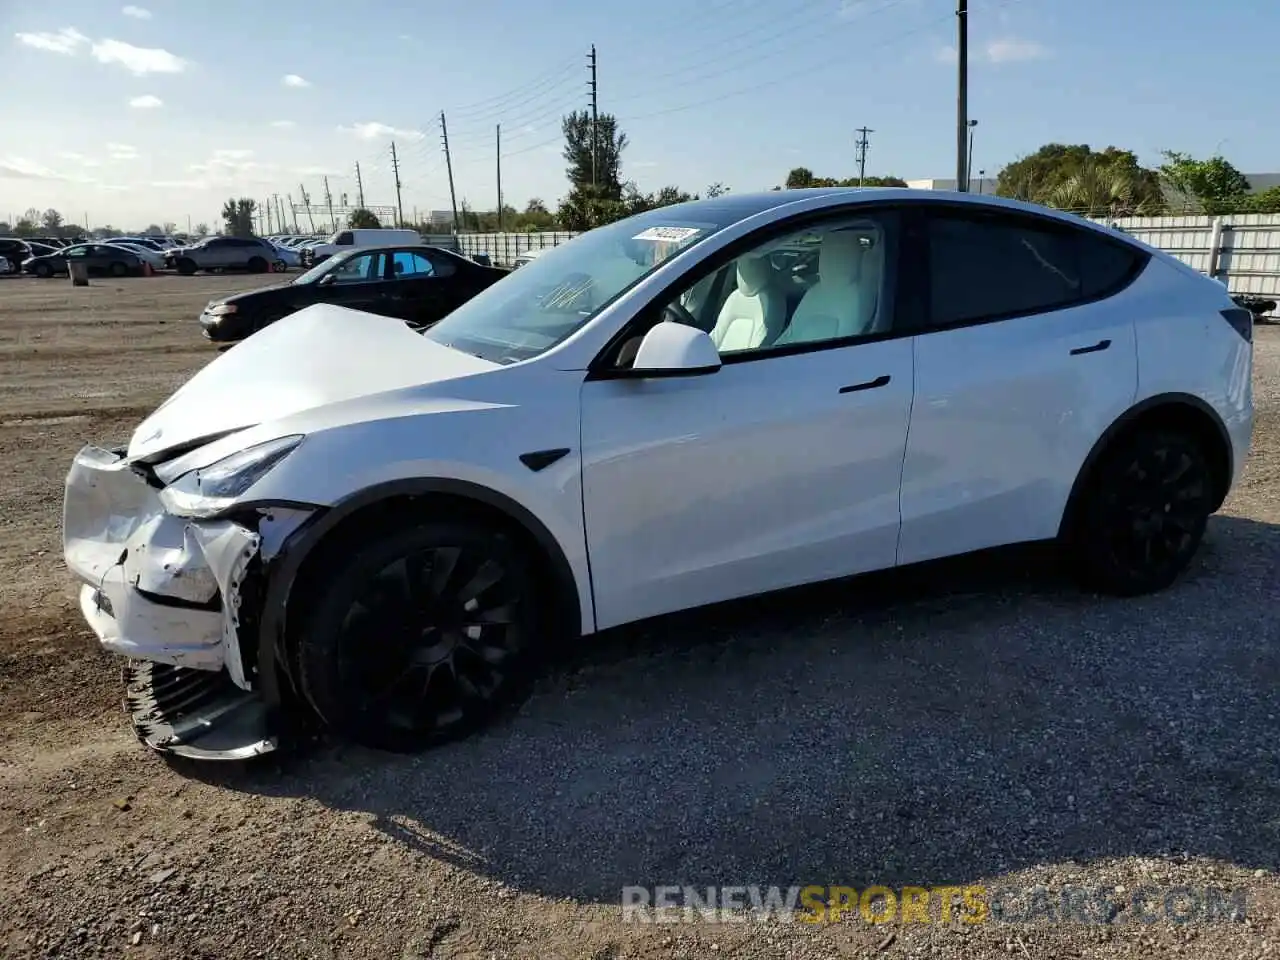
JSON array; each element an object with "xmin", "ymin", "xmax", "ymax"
[{"xmin": 0, "ymin": 234, "xmax": 185, "ymax": 276}]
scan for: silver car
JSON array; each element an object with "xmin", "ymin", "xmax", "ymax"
[{"xmin": 165, "ymin": 236, "xmax": 280, "ymax": 275}]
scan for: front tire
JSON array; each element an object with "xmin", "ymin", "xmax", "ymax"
[
  {"xmin": 295, "ymin": 521, "xmax": 541, "ymax": 752},
  {"xmin": 248, "ymin": 256, "xmax": 269, "ymax": 274},
  {"xmin": 109, "ymin": 261, "xmax": 127, "ymax": 277},
  {"xmin": 1066, "ymin": 428, "xmax": 1214, "ymax": 596},
  {"xmin": 176, "ymin": 258, "xmax": 197, "ymax": 276},
  {"xmin": 33, "ymin": 262, "xmax": 52, "ymax": 278}
]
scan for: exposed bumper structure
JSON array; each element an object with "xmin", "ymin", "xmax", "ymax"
[{"xmin": 63, "ymin": 445, "xmax": 308, "ymax": 759}]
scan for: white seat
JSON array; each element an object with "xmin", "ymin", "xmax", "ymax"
[
  {"xmin": 774, "ymin": 231, "xmax": 875, "ymax": 345},
  {"xmin": 709, "ymin": 257, "xmax": 786, "ymax": 353}
]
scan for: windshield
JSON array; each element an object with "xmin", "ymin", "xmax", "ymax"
[
  {"xmin": 423, "ymin": 209, "xmax": 725, "ymax": 363},
  {"xmin": 291, "ymin": 251, "xmax": 350, "ymax": 285}
]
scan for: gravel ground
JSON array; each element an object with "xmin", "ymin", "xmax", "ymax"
[{"xmin": 0, "ymin": 273, "xmax": 1278, "ymax": 959}]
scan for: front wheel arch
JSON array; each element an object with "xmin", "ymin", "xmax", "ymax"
[
  {"xmin": 1058, "ymin": 393, "xmax": 1234, "ymax": 542},
  {"xmin": 255, "ymin": 480, "xmax": 583, "ymax": 714}
]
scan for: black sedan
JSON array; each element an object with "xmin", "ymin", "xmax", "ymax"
[
  {"xmin": 198, "ymin": 244, "xmax": 507, "ymax": 343},
  {"xmin": 23, "ymin": 242, "xmax": 146, "ymax": 278}
]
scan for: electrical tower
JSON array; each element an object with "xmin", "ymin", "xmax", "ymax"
[
  {"xmin": 440, "ymin": 113, "xmax": 458, "ymax": 231},
  {"xmin": 854, "ymin": 127, "xmax": 874, "ymax": 186},
  {"xmin": 587, "ymin": 44, "xmax": 599, "ymax": 189},
  {"xmin": 389, "ymin": 143, "xmax": 404, "ymax": 227},
  {"xmin": 323, "ymin": 177, "xmax": 336, "ymax": 231}
]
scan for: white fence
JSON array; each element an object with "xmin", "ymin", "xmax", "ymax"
[
  {"xmin": 454, "ymin": 231, "xmax": 580, "ymax": 266},
  {"xmin": 1098, "ymin": 213, "xmax": 1280, "ymax": 298},
  {"xmin": 451, "ymin": 213, "xmax": 1280, "ymax": 298}
]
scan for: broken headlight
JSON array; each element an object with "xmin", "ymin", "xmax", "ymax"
[{"xmin": 159, "ymin": 435, "xmax": 304, "ymax": 518}]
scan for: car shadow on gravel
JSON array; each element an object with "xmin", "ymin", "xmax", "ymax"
[{"xmin": 192, "ymin": 514, "xmax": 1280, "ymax": 902}]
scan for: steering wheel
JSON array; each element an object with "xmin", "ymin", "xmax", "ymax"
[{"xmin": 661, "ymin": 301, "xmax": 698, "ymax": 328}]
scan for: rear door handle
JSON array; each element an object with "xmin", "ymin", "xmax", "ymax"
[
  {"xmin": 839, "ymin": 374, "xmax": 891, "ymax": 394},
  {"xmin": 1069, "ymin": 339, "xmax": 1111, "ymax": 356}
]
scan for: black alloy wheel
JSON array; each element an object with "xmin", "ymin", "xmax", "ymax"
[
  {"xmin": 1071, "ymin": 429, "xmax": 1213, "ymax": 596},
  {"xmin": 297, "ymin": 522, "xmax": 539, "ymax": 752}
]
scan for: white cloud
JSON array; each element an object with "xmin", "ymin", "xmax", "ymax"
[
  {"xmin": 122, "ymin": 5, "xmax": 152, "ymax": 19},
  {"xmin": 984, "ymin": 37, "xmax": 1049, "ymax": 62},
  {"xmin": 57, "ymin": 151, "xmax": 102, "ymax": 168},
  {"xmin": 0, "ymin": 157, "xmax": 99, "ymax": 184},
  {"xmin": 294, "ymin": 165, "xmax": 344, "ymax": 177},
  {"xmin": 107, "ymin": 142, "xmax": 140, "ymax": 160},
  {"xmin": 0, "ymin": 157, "xmax": 70, "ymax": 181},
  {"xmin": 282, "ymin": 74, "xmax": 310, "ymax": 88},
  {"xmin": 270, "ymin": 119, "xmax": 296, "ymax": 129},
  {"xmin": 935, "ymin": 36, "xmax": 1049, "ymax": 65},
  {"xmin": 338, "ymin": 121, "xmax": 424, "ymax": 142},
  {"xmin": 14, "ymin": 27, "xmax": 88, "ymax": 54},
  {"xmin": 91, "ymin": 38, "xmax": 187, "ymax": 74},
  {"xmin": 128, "ymin": 94, "xmax": 163, "ymax": 109}
]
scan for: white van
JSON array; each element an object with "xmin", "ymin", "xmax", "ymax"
[{"xmin": 301, "ymin": 228, "xmax": 423, "ymax": 266}]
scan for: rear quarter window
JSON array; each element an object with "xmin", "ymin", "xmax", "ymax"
[{"xmin": 1076, "ymin": 233, "xmax": 1147, "ymax": 298}]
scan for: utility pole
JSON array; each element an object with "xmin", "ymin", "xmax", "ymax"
[
  {"xmin": 298, "ymin": 184, "xmax": 316, "ymax": 233},
  {"xmin": 440, "ymin": 112, "xmax": 459, "ymax": 232},
  {"xmin": 323, "ymin": 177, "xmax": 336, "ymax": 231},
  {"xmin": 276, "ymin": 195, "xmax": 287, "ymax": 234},
  {"xmin": 854, "ymin": 126, "xmax": 874, "ymax": 186},
  {"xmin": 956, "ymin": 0, "xmax": 969, "ymax": 191},
  {"xmin": 496, "ymin": 124, "xmax": 503, "ymax": 231},
  {"xmin": 355, "ymin": 162, "xmax": 366, "ymax": 209},
  {"xmin": 286, "ymin": 194, "xmax": 299, "ymax": 232},
  {"xmin": 390, "ymin": 142, "xmax": 404, "ymax": 227},
  {"xmin": 588, "ymin": 44, "xmax": 599, "ymax": 189}
]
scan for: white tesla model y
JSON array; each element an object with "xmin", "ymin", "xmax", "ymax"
[{"xmin": 62, "ymin": 189, "xmax": 1254, "ymax": 759}]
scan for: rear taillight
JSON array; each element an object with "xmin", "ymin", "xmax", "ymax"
[{"xmin": 1220, "ymin": 307, "xmax": 1253, "ymax": 343}]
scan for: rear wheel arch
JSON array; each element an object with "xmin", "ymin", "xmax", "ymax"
[
  {"xmin": 256, "ymin": 479, "xmax": 583, "ymax": 705},
  {"xmin": 1059, "ymin": 393, "xmax": 1234, "ymax": 540}
]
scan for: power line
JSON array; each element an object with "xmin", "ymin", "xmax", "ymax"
[{"xmin": 609, "ymin": 0, "xmax": 910, "ymax": 105}]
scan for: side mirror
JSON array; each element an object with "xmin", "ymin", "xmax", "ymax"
[{"xmin": 628, "ymin": 321, "xmax": 721, "ymax": 377}]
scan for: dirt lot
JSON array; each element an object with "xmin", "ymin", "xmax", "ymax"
[{"xmin": 1, "ymin": 272, "xmax": 1278, "ymax": 960}]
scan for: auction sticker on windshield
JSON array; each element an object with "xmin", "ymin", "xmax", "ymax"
[{"xmin": 632, "ymin": 226, "xmax": 703, "ymax": 243}]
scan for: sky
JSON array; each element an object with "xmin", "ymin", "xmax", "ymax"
[{"xmin": 1, "ymin": 0, "xmax": 1276, "ymax": 231}]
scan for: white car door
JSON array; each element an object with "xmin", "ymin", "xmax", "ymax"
[
  {"xmin": 579, "ymin": 209, "xmax": 915, "ymax": 630},
  {"xmin": 897, "ymin": 206, "xmax": 1144, "ymax": 565}
]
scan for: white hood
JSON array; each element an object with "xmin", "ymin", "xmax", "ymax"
[{"xmin": 127, "ymin": 304, "xmax": 497, "ymax": 460}]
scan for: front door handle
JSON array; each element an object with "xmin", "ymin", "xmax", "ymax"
[
  {"xmin": 839, "ymin": 374, "xmax": 891, "ymax": 394},
  {"xmin": 1069, "ymin": 339, "xmax": 1111, "ymax": 356}
]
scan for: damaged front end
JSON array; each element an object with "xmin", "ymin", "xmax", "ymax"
[{"xmin": 63, "ymin": 445, "xmax": 314, "ymax": 759}]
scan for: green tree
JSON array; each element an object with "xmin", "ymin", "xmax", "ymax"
[
  {"xmin": 995, "ymin": 144, "xmax": 1165, "ymax": 215},
  {"xmin": 1158, "ymin": 151, "xmax": 1251, "ymax": 214},
  {"xmin": 221, "ymin": 198, "xmax": 257, "ymax": 236},
  {"xmin": 193, "ymin": 222, "xmax": 210, "ymax": 237},
  {"xmin": 1244, "ymin": 186, "xmax": 1280, "ymax": 214},
  {"xmin": 41, "ymin": 208, "xmax": 63, "ymax": 233},
  {"xmin": 781, "ymin": 168, "xmax": 907, "ymax": 189},
  {"xmin": 13, "ymin": 219, "xmax": 36, "ymax": 237},
  {"xmin": 705, "ymin": 182, "xmax": 730, "ymax": 197},
  {"xmin": 348, "ymin": 208, "xmax": 382, "ymax": 228},
  {"xmin": 515, "ymin": 198, "xmax": 557, "ymax": 232},
  {"xmin": 562, "ymin": 110, "xmax": 627, "ymax": 200}
]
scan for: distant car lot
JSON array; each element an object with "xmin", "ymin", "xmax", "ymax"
[{"xmin": 0, "ymin": 273, "xmax": 1277, "ymax": 956}]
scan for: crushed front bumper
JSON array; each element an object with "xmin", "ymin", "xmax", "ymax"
[{"xmin": 63, "ymin": 445, "xmax": 308, "ymax": 759}]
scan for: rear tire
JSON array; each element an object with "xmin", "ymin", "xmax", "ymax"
[
  {"xmin": 1065, "ymin": 428, "xmax": 1213, "ymax": 596},
  {"xmin": 295, "ymin": 521, "xmax": 541, "ymax": 752},
  {"xmin": 176, "ymin": 258, "xmax": 197, "ymax": 276},
  {"xmin": 109, "ymin": 261, "xmax": 127, "ymax": 277},
  {"xmin": 248, "ymin": 256, "xmax": 269, "ymax": 274},
  {"xmin": 33, "ymin": 262, "xmax": 52, "ymax": 278}
]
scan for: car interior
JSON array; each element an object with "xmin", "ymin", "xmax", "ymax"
[{"xmin": 610, "ymin": 220, "xmax": 886, "ymax": 368}]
